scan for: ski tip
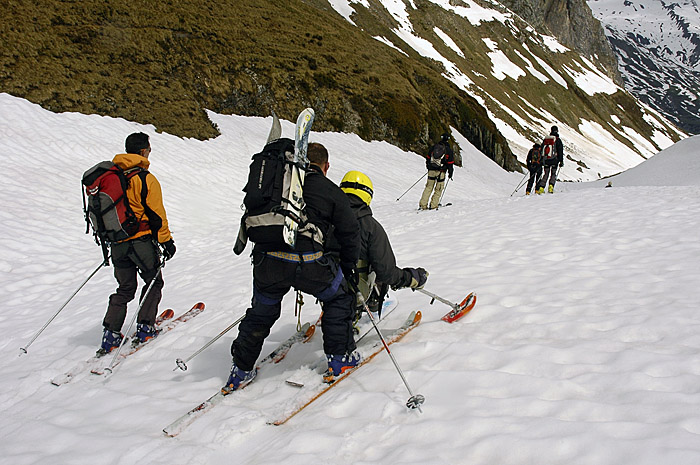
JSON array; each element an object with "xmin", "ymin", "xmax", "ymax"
[
  {"xmin": 194, "ymin": 302, "xmax": 205, "ymax": 310},
  {"xmin": 441, "ymin": 293, "xmax": 476, "ymax": 323},
  {"xmin": 160, "ymin": 309, "xmax": 175, "ymax": 320}
]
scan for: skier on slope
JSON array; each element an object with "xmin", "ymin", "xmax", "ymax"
[
  {"xmin": 224, "ymin": 143, "xmax": 362, "ymax": 392},
  {"xmin": 337, "ymin": 170, "xmax": 428, "ymax": 324},
  {"xmin": 99, "ymin": 132, "xmax": 176, "ymax": 354},
  {"xmin": 537, "ymin": 125, "xmax": 564, "ymax": 194},
  {"xmin": 525, "ymin": 142, "xmax": 543, "ymax": 195},
  {"xmin": 419, "ymin": 132, "xmax": 455, "ymax": 210}
]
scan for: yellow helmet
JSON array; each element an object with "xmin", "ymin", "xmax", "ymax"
[{"xmin": 340, "ymin": 170, "xmax": 374, "ymax": 205}]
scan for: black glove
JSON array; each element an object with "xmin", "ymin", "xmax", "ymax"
[
  {"xmin": 559, "ymin": 162, "xmax": 564, "ymax": 167},
  {"xmin": 397, "ymin": 267, "xmax": 428, "ymax": 290},
  {"xmin": 341, "ymin": 262, "xmax": 359, "ymax": 288},
  {"xmin": 160, "ymin": 239, "xmax": 176, "ymax": 261}
]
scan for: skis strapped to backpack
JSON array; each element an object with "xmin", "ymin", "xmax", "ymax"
[
  {"xmin": 234, "ymin": 108, "xmax": 316, "ymax": 254},
  {"xmin": 82, "ymin": 161, "xmax": 148, "ymax": 262}
]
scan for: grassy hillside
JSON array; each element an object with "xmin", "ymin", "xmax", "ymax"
[{"xmin": 1, "ymin": 0, "xmax": 516, "ymax": 168}]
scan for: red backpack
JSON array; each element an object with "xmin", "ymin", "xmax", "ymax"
[
  {"xmin": 541, "ymin": 136, "xmax": 557, "ymax": 161},
  {"xmin": 82, "ymin": 161, "xmax": 148, "ymax": 257}
]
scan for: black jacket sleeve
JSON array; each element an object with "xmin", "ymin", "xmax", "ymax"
[
  {"xmin": 364, "ymin": 216, "xmax": 407, "ymax": 288},
  {"xmin": 556, "ymin": 138, "xmax": 564, "ymax": 165}
]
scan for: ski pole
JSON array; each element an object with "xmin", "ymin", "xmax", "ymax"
[
  {"xmin": 102, "ymin": 262, "xmax": 163, "ymax": 375},
  {"xmin": 396, "ymin": 172, "xmax": 427, "ymax": 202},
  {"xmin": 510, "ymin": 172, "xmax": 528, "ymax": 196},
  {"xmin": 416, "ymin": 288, "xmax": 462, "ymax": 311},
  {"xmin": 173, "ymin": 314, "xmax": 245, "ymax": 371},
  {"xmin": 437, "ymin": 175, "xmax": 451, "ymax": 207},
  {"xmin": 353, "ymin": 284, "xmax": 425, "ymax": 411},
  {"xmin": 20, "ymin": 259, "xmax": 108, "ymax": 355}
]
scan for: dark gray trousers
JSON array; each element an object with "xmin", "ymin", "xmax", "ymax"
[{"xmin": 103, "ymin": 236, "xmax": 163, "ymax": 332}]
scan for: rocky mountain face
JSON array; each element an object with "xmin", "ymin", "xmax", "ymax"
[
  {"xmin": 0, "ymin": 0, "xmax": 685, "ymax": 180},
  {"xmin": 587, "ymin": 0, "xmax": 700, "ymax": 134},
  {"xmin": 499, "ymin": 0, "xmax": 621, "ymax": 84}
]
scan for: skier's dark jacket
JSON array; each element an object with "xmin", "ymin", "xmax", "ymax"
[
  {"xmin": 526, "ymin": 145, "xmax": 542, "ymax": 171},
  {"xmin": 253, "ymin": 164, "xmax": 360, "ymax": 272},
  {"xmin": 425, "ymin": 142, "xmax": 455, "ymax": 178},
  {"xmin": 345, "ymin": 194, "xmax": 411, "ymax": 289}
]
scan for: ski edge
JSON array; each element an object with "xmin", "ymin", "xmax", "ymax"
[
  {"xmin": 270, "ymin": 310, "xmax": 422, "ymax": 426},
  {"xmin": 49, "ymin": 307, "xmax": 179, "ymax": 386},
  {"xmin": 162, "ymin": 319, "xmax": 317, "ymax": 438}
]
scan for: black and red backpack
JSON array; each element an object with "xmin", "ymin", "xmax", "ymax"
[{"xmin": 82, "ymin": 161, "xmax": 148, "ymax": 260}]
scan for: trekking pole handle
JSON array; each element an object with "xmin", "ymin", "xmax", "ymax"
[
  {"xmin": 173, "ymin": 313, "xmax": 245, "ymax": 371},
  {"xmin": 20, "ymin": 260, "xmax": 105, "ymax": 355}
]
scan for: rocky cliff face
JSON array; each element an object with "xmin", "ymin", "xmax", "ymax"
[
  {"xmin": 499, "ymin": 0, "xmax": 622, "ymax": 84},
  {"xmin": 587, "ymin": 0, "xmax": 700, "ymax": 135}
]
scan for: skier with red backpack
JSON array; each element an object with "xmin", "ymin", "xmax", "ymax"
[
  {"xmin": 83, "ymin": 132, "xmax": 176, "ymax": 355},
  {"xmin": 419, "ymin": 133, "xmax": 454, "ymax": 210},
  {"xmin": 536, "ymin": 126, "xmax": 564, "ymax": 194}
]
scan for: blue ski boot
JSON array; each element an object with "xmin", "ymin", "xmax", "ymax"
[
  {"xmin": 133, "ymin": 323, "xmax": 159, "ymax": 345},
  {"xmin": 221, "ymin": 363, "xmax": 257, "ymax": 395},
  {"xmin": 97, "ymin": 328, "xmax": 123, "ymax": 356},
  {"xmin": 323, "ymin": 351, "xmax": 362, "ymax": 383}
]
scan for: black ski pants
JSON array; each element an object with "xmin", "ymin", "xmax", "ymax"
[
  {"xmin": 526, "ymin": 166, "xmax": 542, "ymax": 192},
  {"xmin": 231, "ymin": 249, "xmax": 356, "ymax": 371},
  {"xmin": 103, "ymin": 236, "xmax": 163, "ymax": 332}
]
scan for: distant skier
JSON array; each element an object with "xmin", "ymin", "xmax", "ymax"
[
  {"xmin": 419, "ymin": 132, "xmax": 455, "ymax": 210},
  {"xmin": 537, "ymin": 125, "xmax": 564, "ymax": 194},
  {"xmin": 99, "ymin": 132, "xmax": 176, "ymax": 355},
  {"xmin": 525, "ymin": 142, "xmax": 543, "ymax": 195},
  {"xmin": 337, "ymin": 170, "xmax": 428, "ymax": 323}
]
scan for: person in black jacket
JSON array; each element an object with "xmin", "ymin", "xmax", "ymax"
[
  {"xmin": 340, "ymin": 171, "xmax": 428, "ymax": 320},
  {"xmin": 224, "ymin": 142, "xmax": 362, "ymax": 392},
  {"xmin": 525, "ymin": 143, "xmax": 543, "ymax": 195},
  {"xmin": 537, "ymin": 125, "xmax": 564, "ymax": 194},
  {"xmin": 419, "ymin": 133, "xmax": 455, "ymax": 210}
]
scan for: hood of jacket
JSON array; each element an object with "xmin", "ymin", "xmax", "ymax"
[
  {"xmin": 347, "ymin": 193, "xmax": 373, "ymax": 219},
  {"xmin": 112, "ymin": 153, "xmax": 150, "ymax": 171}
]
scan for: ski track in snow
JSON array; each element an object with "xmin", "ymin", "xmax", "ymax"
[{"xmin": 1, "ymin": 94, "xmax": 700, "ymax": 464}]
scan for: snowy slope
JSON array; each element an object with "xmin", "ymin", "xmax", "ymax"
[{"xmin": 1, "ymin": 93, "xmax": 700, "ymax": 465}]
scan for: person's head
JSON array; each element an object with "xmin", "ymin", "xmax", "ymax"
[
  {"xmin": 441, "ymin": 132, "xmax": 450, "ymax": 142},
  {"xmin": 340, "ymin": 170, "xmax": 374, "ymax": 206},
  {"xmin": 125, "ymin": 132, "xmax": 151, "ymax": 158},
  {"xmin": 550, "ymin": 125, "xmax": 559, "ymax": 136},
  {"xmin": 307, "ymin": 142, "xmax": 329, "ymax": 174},
  {"xmin": 533, "ymin": 143, "xmax": 541, "ymax": 148}
]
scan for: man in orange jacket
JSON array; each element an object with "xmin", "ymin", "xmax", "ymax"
[{"xmin": 99, "ymin": 132, "xmax": 176, "ymax": 355}]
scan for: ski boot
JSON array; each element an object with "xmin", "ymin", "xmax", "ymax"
[
  {"xmin": 97, "ymin": 328, "xmax": 123, "ymax": 357},
  {"xmin": 222, "ymin": 363, "xmax": 257, "ymax": 395},
  {"xmin": 323, "ymin": 351, "xmax": 362, "ymax": 383},
  {"xmin": 133, "ymin": 323, "xmax": 159, "ymax": 346}
]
